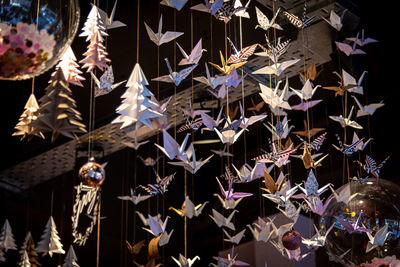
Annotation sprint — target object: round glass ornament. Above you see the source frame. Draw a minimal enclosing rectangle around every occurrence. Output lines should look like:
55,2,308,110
0,0,80,80
321,178,400,266
282,230,303,250
78,159,105,187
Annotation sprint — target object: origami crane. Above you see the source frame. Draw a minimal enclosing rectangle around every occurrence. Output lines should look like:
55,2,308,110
144,14,184,46
334,212,372,234
169,196,208,219
118,188,152,205
177,38,206,65
302,224,335,247
168,143,214,174
209,51,247,75
255,7,282,31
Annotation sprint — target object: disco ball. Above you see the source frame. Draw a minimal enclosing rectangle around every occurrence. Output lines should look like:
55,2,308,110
0,0,80,80
78,160,105,187
321,178,400,266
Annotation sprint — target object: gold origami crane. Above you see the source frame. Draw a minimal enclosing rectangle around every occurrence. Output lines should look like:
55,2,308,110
209,51,247,75
299,144,329,169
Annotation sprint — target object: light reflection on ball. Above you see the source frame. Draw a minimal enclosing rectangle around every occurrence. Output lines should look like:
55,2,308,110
321,178,400,266
78,160,105,187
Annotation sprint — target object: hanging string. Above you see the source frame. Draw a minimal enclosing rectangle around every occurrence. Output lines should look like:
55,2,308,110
174,9,177,139
225,22,229,118
96,199,101,267
132,0,140,248
119,162,125,267
124,150,129,267
184,170,188,258
136,0,140,63
238,16,247,164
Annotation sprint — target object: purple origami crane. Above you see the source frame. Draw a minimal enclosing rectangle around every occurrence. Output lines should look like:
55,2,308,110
335,212,372,234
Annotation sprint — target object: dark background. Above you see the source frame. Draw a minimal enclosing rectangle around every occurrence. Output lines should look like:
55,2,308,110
0,0,398,266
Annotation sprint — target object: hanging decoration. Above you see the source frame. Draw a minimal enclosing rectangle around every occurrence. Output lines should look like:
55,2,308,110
19,232,41,267
29,69,87,142
112,63,163,129
79,5,110,72
63,245,80,267
97,0,127,30
55,46,85,87
0,0,80,80
144,15,184,46
0,219,17,252
71,159,106,246
19,250,31,267
36,216,65,257
91,65,126,97
169,196,209,219
12,93,44,140
171,254,200,267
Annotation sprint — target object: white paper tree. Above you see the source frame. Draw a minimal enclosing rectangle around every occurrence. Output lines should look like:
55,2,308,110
19,250,31,267
79,5,110,72
55,46,85,87
63,245,79,267
112,63,162,129
79,5,108,41
12,93,45,141
36,216,65,257
0,219,17,252
29,68,87,142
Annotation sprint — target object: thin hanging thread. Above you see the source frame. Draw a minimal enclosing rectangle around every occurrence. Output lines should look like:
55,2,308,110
119,162,125,267
238,16,247,164
190,0,195,201
31,0,41,95
174,9,177,139
184,170,188,258
136,0,140,63
224,22,231,168
96,200,101,267
124,151,129,267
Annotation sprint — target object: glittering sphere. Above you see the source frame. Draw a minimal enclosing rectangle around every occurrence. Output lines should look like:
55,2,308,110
282,230,302,250
0,0,80,80
321,178,400,266
78,160,105,187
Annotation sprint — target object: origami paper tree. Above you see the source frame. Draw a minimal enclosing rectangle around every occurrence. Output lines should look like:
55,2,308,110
55,46,85,87
30,69,87,142
12,93,45,141
19,251,31,267
0,219,17,252
112,63,162,129
19,232,41,267
79,5,110,71
63,245,79,267
36,216,65,257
